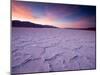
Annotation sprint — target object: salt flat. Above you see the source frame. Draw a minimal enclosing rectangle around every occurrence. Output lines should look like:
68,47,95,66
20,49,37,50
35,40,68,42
11,28,96,74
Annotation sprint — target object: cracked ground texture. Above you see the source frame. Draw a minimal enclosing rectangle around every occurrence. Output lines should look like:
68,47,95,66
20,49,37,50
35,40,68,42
11,28,96,74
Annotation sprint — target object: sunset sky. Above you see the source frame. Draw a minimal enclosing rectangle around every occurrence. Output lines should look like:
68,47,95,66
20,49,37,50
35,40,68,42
12,0,96,28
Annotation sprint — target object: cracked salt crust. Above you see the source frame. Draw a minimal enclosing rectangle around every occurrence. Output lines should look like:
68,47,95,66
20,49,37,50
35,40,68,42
11,28,96,74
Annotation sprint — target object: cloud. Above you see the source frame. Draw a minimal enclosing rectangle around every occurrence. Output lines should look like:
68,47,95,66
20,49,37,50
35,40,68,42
12,1,96,28
12,1,38,22
58,16,96,28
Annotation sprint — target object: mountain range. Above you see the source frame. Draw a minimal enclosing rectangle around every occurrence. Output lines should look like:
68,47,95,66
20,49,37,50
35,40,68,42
12,20,96,31
12,20,57,28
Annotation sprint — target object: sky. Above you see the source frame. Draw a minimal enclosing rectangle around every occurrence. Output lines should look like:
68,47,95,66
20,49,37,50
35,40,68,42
12,0,96,28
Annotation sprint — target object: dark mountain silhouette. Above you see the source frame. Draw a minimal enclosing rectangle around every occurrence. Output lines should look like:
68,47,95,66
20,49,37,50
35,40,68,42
12,20,96,31
64,27,96,31
12,20,57,28
82,28,96,31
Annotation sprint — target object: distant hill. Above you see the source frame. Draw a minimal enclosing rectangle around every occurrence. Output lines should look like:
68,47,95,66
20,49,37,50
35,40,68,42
12,20,57,28
64,28,96,31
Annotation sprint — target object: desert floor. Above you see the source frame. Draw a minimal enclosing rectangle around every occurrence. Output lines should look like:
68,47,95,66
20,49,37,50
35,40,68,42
11,28,96,74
